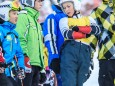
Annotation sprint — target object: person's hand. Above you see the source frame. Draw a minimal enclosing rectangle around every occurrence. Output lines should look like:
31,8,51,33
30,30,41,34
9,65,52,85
24,56,32,73
72,26,79,32
39,69,46,84
86,59,94,79
49,58,60,74
90,25,101,35
0,67,5,73
90,59,94,70
17,68,25,80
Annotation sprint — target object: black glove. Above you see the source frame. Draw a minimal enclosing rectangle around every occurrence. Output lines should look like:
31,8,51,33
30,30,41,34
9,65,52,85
0,17,4,24
86,34,91,38
0,62,7,68
86,59,94,79
90,59,94,70
0,62,12,68
39,70,46,84
17,68,25,80
90,25,101,35
49,58,60,74
72,26,79,32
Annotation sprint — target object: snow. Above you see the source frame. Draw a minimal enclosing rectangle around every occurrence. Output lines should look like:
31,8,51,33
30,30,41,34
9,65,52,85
84,48,99,86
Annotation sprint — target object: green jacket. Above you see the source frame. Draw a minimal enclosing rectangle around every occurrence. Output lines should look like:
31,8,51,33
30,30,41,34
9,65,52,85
16,7,44,69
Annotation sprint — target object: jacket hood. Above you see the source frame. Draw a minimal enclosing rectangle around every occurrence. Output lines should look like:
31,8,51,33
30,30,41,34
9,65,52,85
25,7,40,19
1,21,16,30
52,5,62,13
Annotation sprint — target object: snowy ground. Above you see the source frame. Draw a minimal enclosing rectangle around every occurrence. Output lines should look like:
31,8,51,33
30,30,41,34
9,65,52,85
84,48,99,86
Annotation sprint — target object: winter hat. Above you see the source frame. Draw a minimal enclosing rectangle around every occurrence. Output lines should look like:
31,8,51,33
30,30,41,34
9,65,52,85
59,0,81,13
0,0,21,21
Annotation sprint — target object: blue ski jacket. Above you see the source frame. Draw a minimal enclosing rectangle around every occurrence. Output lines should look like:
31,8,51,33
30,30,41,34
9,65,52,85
43,5,66,65
0,21,24,76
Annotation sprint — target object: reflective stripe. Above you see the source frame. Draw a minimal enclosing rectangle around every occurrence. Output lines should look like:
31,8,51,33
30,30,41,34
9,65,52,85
44,34,56,42
47,19,58,54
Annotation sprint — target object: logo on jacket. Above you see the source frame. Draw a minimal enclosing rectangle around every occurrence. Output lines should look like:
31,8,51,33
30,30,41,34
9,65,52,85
6,35,12,41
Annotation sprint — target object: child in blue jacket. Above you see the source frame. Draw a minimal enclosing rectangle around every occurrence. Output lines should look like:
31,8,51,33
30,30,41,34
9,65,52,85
0,1,25,86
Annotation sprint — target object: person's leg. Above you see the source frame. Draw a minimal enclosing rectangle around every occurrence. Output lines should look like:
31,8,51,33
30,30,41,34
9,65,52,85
32,66,41,86
56,74,62,86
0,74,13,86
77,44,91,86
60,41,79,86
8,76,19,86
98,60,114,86
23,73,33,86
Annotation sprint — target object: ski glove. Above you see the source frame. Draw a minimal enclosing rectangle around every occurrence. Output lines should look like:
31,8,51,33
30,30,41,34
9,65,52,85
90,25,101,35
49,58,60,74
17,68,25,80
72,26,79,32
0,67,5,73
24,56,32,73
86,59,94,79
39,69,46,84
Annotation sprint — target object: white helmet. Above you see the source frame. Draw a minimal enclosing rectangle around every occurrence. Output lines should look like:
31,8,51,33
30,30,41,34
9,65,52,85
0,0,21,21
20,0,44,7
20,0,35,7
59,0,81,12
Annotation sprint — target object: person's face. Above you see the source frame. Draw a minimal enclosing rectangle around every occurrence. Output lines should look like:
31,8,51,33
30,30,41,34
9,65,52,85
9,10,18,24
34,0,43,11
62,2,75,17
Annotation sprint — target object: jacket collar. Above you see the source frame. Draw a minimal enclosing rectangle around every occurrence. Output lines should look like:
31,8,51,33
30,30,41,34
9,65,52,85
25,7,40,20
1,21,16,30
52,5,62,13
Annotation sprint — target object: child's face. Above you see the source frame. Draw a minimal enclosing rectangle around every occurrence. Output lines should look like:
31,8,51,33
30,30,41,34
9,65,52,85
62,2,75,17
9,10,18,24
34,0,43,11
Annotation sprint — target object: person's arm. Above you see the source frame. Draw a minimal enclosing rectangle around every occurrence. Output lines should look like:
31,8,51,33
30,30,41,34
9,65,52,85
15,33,24,69
71,17,101,35
59,17,86,39
43,15,59,65
0,30,5,73
15,13,29,56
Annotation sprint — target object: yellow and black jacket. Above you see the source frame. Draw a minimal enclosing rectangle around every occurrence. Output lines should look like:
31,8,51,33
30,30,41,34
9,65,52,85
91,3,115,60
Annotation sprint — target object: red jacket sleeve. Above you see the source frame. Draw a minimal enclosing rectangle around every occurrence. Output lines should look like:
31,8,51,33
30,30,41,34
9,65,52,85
0,46,4,63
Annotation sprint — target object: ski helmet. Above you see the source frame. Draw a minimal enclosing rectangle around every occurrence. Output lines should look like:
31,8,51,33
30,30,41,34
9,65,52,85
20,0,35,7
59,0,81,13
20,0,44,7
0,0,21,21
